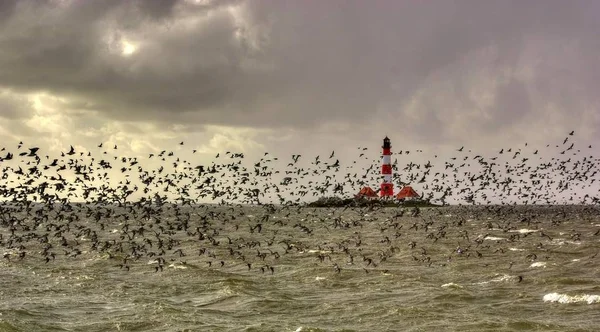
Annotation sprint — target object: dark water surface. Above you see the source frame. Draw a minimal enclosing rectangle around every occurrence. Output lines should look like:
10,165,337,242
1,205,599,331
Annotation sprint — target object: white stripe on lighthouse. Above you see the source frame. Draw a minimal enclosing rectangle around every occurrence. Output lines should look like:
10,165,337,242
383,174,392,183
382,155,391,165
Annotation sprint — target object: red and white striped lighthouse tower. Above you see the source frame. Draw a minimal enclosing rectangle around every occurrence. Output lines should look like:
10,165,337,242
380,136,394,198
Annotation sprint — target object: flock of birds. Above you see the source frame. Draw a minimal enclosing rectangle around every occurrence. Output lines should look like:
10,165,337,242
0,131,599,276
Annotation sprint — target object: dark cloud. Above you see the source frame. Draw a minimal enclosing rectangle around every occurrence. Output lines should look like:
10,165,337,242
0,0,598,146
0,0,19,24
134,0,179,21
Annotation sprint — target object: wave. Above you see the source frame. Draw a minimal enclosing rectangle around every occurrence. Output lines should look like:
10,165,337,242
475,274,521,285
530,261,547,268
543,292,600,304
0,320,23,332
484,236,505,241
508,229,538,234
549,238,581,246
441,282,463,289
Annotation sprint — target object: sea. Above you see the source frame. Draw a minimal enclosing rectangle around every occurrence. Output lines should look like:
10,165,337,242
0,204,599,332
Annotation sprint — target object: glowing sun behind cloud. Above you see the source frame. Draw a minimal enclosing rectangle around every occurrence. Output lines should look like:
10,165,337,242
121,40,137,56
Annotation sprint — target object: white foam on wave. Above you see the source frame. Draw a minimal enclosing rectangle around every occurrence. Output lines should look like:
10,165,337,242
75,275,94,281
441,283,463,289
220,285,235,296
484,236,505,241
550,239,581,246
543,293,600,304
307,250,329,254
315,276,326,281
530,262,546,268
476,274,521,285
509,229,538,234
509,248,525,251
491,274,513,283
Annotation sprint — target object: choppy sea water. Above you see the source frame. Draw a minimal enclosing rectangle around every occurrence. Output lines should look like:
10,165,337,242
1,204,599,331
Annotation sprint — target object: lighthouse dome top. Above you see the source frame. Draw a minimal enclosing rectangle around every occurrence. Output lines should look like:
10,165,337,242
382,136,391,149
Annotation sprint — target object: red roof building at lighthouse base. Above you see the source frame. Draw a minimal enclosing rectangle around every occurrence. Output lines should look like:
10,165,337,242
396,186,420,200
355,186,378,199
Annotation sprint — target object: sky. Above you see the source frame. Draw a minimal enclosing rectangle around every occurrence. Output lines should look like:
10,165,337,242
0,0,599,204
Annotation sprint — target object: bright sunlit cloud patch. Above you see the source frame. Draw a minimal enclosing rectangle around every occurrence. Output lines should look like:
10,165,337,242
121,40,137,56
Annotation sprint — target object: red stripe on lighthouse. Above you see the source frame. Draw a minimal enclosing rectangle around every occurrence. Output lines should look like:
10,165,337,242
381,165,392,174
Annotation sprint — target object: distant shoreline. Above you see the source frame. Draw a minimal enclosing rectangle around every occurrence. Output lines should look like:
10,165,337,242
305,196,442,208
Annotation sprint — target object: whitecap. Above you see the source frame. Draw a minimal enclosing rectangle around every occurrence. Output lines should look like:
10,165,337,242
550,239,581,246
75,275,94,280
509,229,538,234
543,293,600,304
491,274,514,282
530,262,546,268
220,286,235,296
484,236,505,241
508,248,525,251
315,276,326,281
441,283,463,289
168,263,187,269
476,274,516,285
307,250,329,254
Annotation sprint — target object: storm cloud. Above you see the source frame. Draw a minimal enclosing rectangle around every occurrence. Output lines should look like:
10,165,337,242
0,0,598,159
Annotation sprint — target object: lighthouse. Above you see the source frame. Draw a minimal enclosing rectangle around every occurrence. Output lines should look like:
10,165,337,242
380,136,394,198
